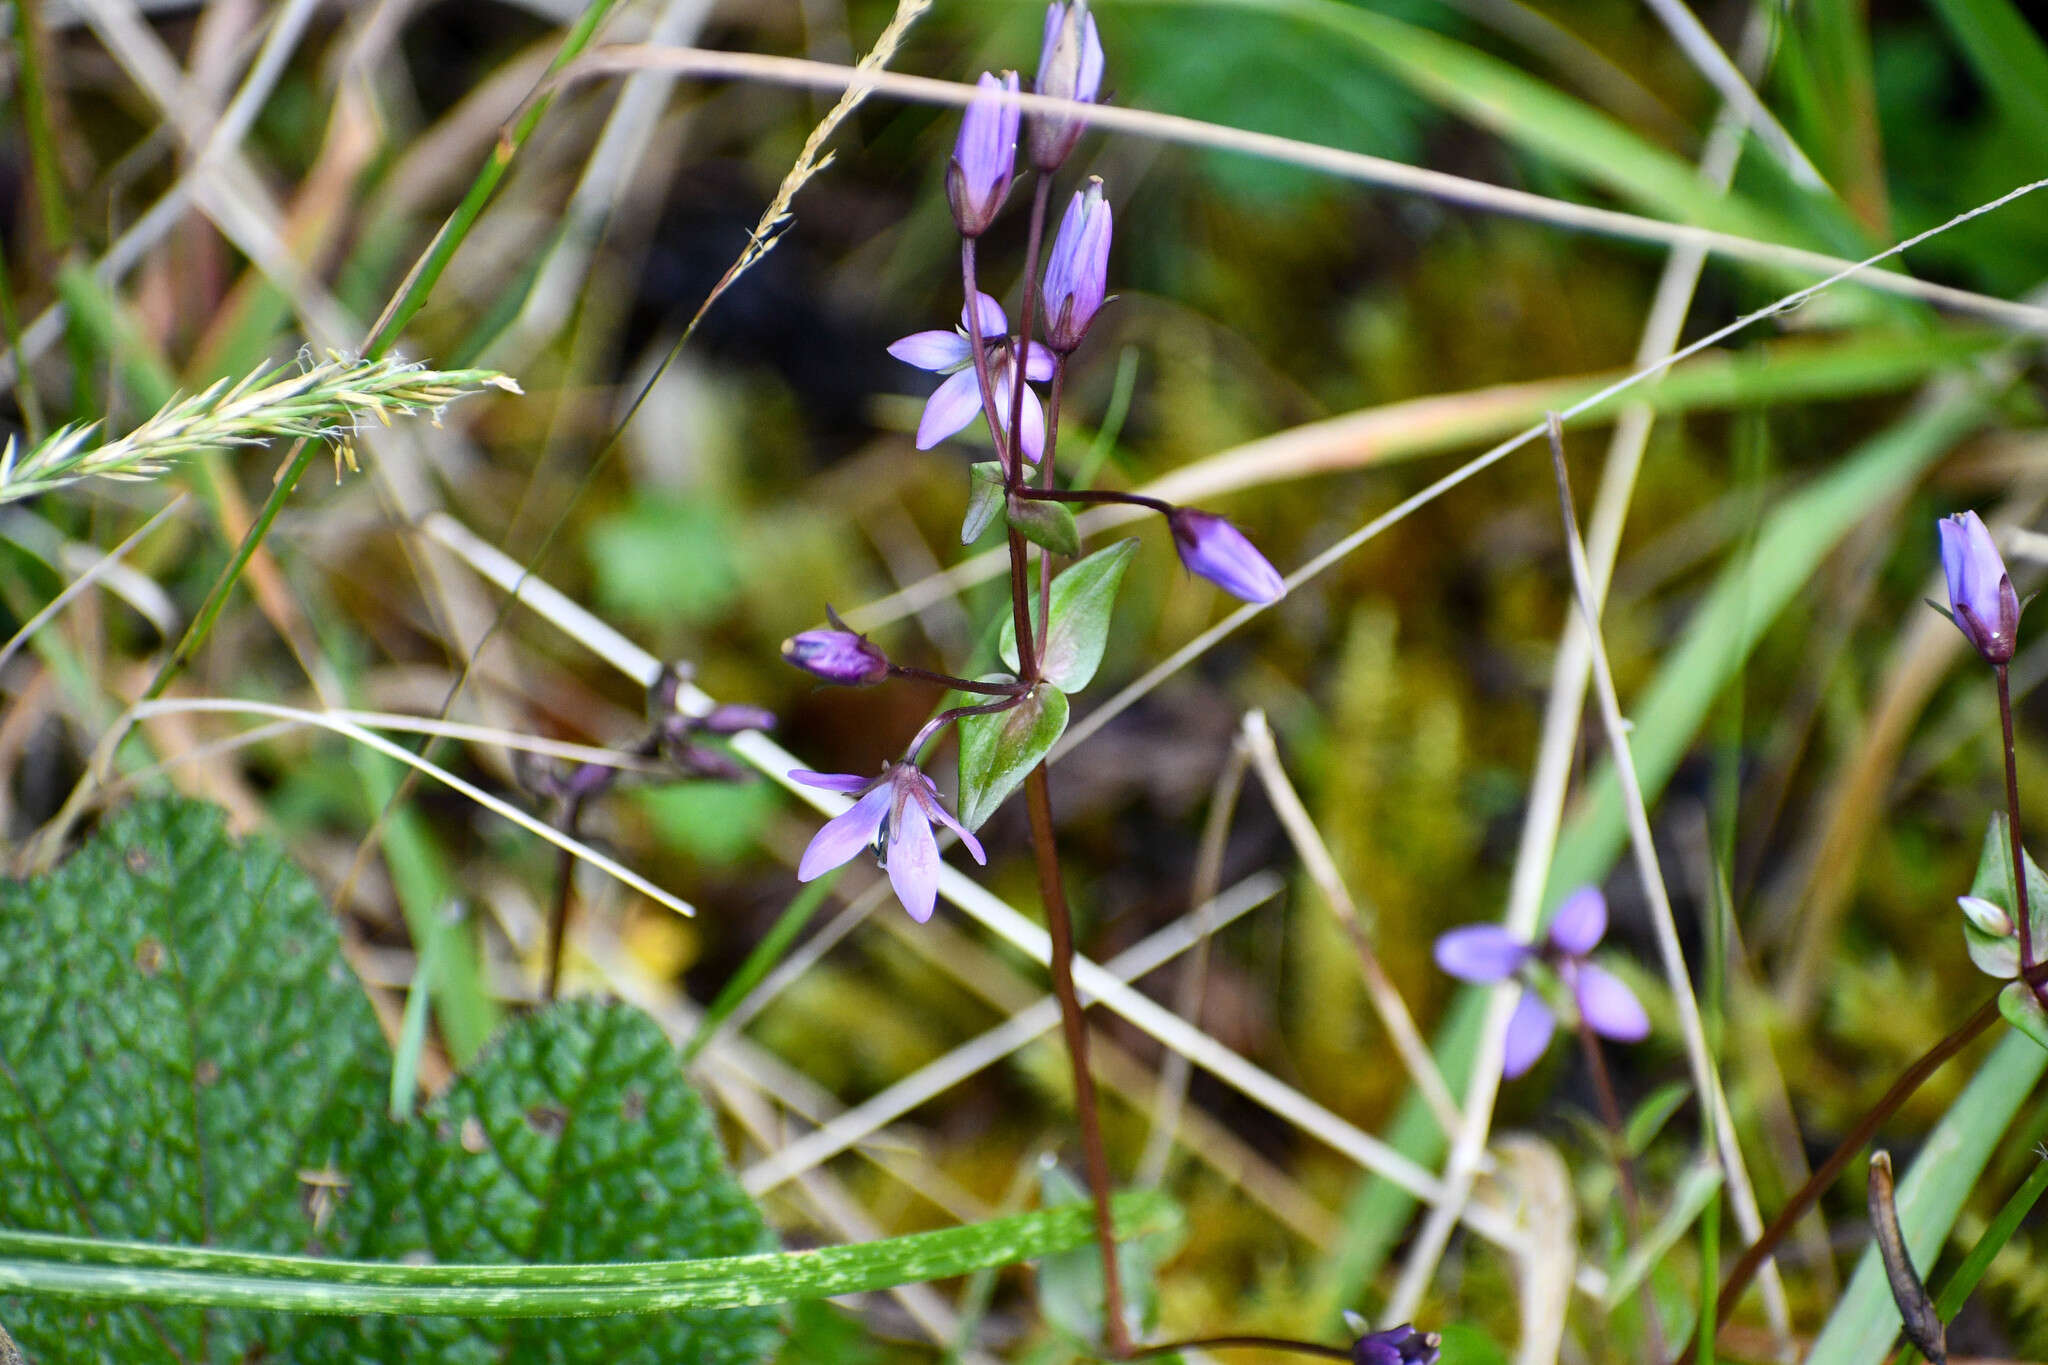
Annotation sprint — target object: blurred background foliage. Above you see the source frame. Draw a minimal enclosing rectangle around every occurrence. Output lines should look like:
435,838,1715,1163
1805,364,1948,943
8,0,2048,1359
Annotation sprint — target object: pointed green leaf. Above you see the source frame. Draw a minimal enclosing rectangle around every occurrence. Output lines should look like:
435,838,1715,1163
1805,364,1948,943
1967,812,2048,964
1007,495,1082,558
1999,981,2048,1054
999,539,1139,692
956,685,1069,830
962,461,1006,544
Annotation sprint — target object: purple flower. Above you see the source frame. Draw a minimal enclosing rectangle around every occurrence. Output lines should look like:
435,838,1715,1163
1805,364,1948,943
1351,1324,1441,1365
1030,1,1104,170
1168,508,1285,604
889,293,1054,462
783,609,889,686
948,71,1020,237
1042,178,1112,353
793,764,987,923
1433,886,1650,1079
1939,511,2020,664
699,703,776,734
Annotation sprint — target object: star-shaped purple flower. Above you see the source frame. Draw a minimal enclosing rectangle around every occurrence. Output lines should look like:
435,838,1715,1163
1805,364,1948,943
1434,885,1650,1078
792,763,987,923
888,292,1054,462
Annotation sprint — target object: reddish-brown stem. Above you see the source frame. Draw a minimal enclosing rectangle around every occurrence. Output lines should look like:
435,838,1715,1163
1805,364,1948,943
1036,358,1066,664
906,694,1026,763
1680,980,2021,1365
543,794,586,1001
963,239,1041,680
1996,664,2048,1011
1125,1335,1352,1361
1577,1014,1665,1363
1015,485,1172,515
887,664,1029,696
1025,764,1130,1357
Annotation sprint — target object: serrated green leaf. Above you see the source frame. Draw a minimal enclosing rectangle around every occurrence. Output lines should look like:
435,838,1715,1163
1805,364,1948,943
0,798,391,1362
1008,496,1081,558
0,798,779,1364
290,999,779,1363
962,461,1006,544
956,686,1069,830
999,539,1138,692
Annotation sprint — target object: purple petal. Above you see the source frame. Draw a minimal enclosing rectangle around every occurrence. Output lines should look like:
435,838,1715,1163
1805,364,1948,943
1016,386,1046,463
1501,989,1555,1079
1547,886,1607,956
1022,341,1057,381
888,330,971,372
797,787,891,881
962,291,1008,339
791,769,872,794
922,786,988,865
1576,962,1650,1042
1939,511,2019,663
885,801,941,922
916,369,986,449
1433,925,1531,983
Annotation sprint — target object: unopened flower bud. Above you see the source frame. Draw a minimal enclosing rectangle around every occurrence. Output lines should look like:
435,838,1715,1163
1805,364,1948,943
1168,508,1285,604
1939,510,2020,664
1960,894,2015,939
1041,178,1112,352
1030,1,1104,170
701,704,776,735
783,624,889,686
1349,1322,1441,1365
947,72,1020,237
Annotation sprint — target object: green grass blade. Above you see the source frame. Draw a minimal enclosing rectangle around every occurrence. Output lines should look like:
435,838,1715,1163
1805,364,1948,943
1926,0,2048,155
1543,382,1994,906
1804,1032,2047,1365
1604,1160,1724,1310
0,1193,1175,1316
681,870,840,1064
1136,0,1802,243
1932,1151,2048,1321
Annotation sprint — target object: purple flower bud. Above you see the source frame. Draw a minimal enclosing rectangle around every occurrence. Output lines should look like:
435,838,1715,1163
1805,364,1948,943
1031,1,1104,170
1938,510,2020,664
1168,508,1285,604
782,623,889,686
1351,1324,1441,1365
1041,178,1112,352
701,703,776,735
947,71,1020,237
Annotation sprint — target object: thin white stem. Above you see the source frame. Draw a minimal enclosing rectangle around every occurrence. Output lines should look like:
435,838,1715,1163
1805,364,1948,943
0,496,187,676
564,46,2048,333
1239,709,1466,1139
1545,416,1785,1342
123,697,695,918
740,872,1282,1195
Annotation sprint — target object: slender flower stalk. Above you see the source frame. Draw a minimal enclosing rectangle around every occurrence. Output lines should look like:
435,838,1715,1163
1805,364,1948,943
0,352,519,505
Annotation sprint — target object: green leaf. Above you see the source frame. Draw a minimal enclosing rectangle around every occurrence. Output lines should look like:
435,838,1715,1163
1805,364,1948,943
289,999,780,1363
999,539,1139,692
1622,1081,1692,1158
1927,0,2048,161
962,461,1006,544
0,1194,1177,1318
1999,981,2048,1054
0,798,782,1363
0,798,391,1362
1933,1153,2048,1321
1008,495,1082,558
1967,812,2048,964
955,685,1069,831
